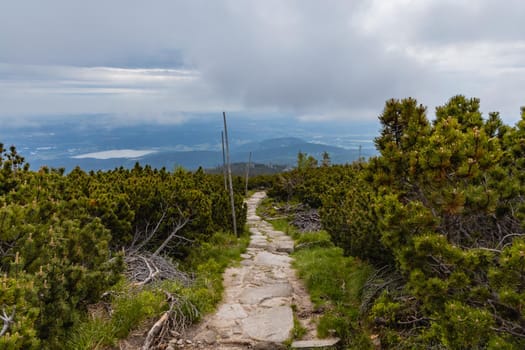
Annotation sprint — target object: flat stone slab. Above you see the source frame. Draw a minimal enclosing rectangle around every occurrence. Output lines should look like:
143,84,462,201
254,251,292,267
291,338,341,349
251,235,267,241
274,238,294,253
242,306,293,343
215,303,248,320
250,236,269,248
238,283,293,304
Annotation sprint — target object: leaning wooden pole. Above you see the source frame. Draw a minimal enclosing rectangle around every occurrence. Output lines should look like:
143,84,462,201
245,151,252,196
223,112,237,237
221,131,227,191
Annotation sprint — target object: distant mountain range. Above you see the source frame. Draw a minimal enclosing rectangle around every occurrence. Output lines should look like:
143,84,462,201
0,115,378,171
26,137,369,171
232,137,365,166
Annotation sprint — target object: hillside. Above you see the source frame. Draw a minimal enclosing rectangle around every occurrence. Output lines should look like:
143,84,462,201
0,117,377,172
20,136,370,171
205,162,288,176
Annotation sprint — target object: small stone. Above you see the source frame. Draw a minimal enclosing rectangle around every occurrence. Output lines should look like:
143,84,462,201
253,342,286,350
185,339,192,344
177,339,184,345
195,330,217,345
370,334,381,349
291,338,340,349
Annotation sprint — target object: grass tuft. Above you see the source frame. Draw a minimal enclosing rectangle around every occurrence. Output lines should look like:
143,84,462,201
292,246,374,349
67,283,166,350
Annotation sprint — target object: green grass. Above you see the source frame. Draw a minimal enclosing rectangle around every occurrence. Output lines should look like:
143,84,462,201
67,230,250,349
293,246,374,349
292,314,307,340
67,282,168,349
284,312,308,347
268,218,294,234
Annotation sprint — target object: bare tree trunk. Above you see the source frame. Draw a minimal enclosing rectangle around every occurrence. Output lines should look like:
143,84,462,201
245,151,252,196
221,131,227,191
223,112,237,237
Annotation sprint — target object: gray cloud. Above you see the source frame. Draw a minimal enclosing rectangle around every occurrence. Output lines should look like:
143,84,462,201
0,0,524,124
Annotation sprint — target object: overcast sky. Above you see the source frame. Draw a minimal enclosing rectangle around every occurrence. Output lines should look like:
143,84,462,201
0,0,524,125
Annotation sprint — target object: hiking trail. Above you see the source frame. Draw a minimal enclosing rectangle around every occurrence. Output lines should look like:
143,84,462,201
171,191,339,349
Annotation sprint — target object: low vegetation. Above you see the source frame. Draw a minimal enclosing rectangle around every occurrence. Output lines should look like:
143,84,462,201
0,148,247,349
3,94,525,349
266,96,525,348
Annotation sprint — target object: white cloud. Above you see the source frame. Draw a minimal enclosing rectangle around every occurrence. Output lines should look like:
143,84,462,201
0,63,236,119
0,1,524,124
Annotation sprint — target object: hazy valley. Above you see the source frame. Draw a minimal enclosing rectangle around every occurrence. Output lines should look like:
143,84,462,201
1,115,377,171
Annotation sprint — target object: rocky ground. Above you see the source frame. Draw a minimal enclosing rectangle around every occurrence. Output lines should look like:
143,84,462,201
170,192,339,350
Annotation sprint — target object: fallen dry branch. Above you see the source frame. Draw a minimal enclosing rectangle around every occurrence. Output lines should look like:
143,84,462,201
360,266,404,315
142,313,169,350
130,203,193,257
124,252,193,287
292,208,322,232
266,202,322,233
142,291,199,350
0,306,15,337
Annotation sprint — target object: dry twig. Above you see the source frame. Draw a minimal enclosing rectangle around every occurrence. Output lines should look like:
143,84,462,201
0,306,15,337
142,291,199,349
124,252,193,287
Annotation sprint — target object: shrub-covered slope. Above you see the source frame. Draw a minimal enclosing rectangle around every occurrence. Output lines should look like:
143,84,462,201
268,96,525,349
0,146,246,349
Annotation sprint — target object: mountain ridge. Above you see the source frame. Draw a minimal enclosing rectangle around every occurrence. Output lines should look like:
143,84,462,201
25,137,370,171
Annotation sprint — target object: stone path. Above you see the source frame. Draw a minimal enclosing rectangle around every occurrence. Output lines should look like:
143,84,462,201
175,191,338,350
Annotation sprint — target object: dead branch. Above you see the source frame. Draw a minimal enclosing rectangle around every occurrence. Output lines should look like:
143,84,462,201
142,291,199,349
131,209,168,252
130,201,194,256
497,233,525,250
142,312,169,350
0,306,15,337
292,208,322,232
396,316,430,325
124,252,193,287
136,256,160,286
360,267,404,315
153,216,191,257
491,314,525,339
